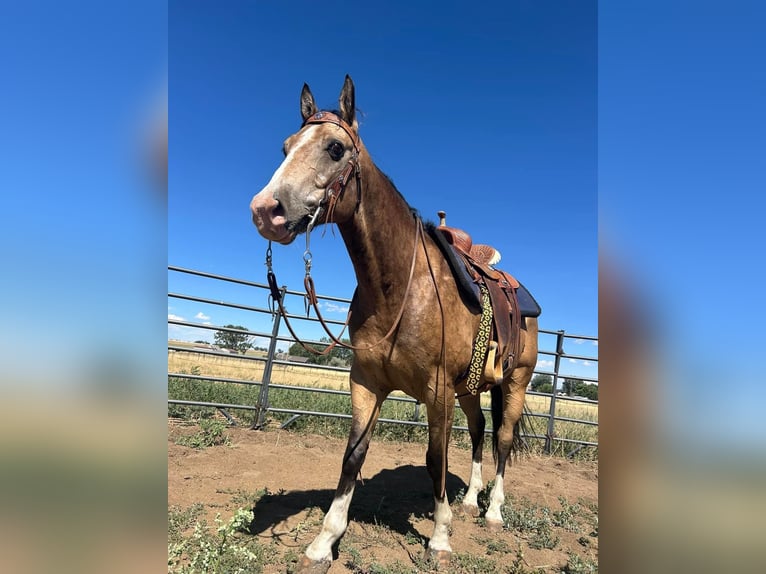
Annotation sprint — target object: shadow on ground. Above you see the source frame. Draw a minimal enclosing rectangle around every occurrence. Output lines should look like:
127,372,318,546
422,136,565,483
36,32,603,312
249,464,468,540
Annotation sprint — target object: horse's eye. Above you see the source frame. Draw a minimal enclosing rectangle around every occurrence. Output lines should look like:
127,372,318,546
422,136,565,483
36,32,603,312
327,141,344,161
282,143,288,157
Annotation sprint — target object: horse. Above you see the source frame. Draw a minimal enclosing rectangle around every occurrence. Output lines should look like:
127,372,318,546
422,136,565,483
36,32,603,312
250,76,539,572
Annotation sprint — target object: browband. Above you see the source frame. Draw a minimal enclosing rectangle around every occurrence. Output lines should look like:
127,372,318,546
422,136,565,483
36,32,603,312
303,111,360,152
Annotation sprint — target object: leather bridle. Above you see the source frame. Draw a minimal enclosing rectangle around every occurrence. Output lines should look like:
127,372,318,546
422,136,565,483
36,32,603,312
302,111,362,231
265,111,421,355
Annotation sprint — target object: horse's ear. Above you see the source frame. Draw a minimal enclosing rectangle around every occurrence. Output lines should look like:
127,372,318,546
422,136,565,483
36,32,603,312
300,83,318,122
338,75,357,129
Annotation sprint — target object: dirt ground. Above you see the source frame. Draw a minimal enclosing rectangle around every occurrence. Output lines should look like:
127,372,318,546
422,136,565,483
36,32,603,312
168,420,598,572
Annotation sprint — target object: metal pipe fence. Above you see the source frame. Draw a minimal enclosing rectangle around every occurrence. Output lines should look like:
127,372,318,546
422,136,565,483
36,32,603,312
168,265,598,457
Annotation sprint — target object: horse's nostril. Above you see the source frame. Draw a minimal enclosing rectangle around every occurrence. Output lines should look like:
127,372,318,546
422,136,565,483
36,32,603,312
273,201,285,217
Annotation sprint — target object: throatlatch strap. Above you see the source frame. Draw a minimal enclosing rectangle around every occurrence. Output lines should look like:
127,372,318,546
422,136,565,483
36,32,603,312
466,284,493,395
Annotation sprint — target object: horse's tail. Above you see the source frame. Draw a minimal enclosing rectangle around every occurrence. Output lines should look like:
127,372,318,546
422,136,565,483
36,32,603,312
491,385,530,463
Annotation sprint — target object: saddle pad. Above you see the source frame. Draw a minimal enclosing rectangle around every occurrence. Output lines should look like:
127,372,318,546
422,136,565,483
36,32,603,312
515,280,542,318
429,224,482,313
428,224,542,318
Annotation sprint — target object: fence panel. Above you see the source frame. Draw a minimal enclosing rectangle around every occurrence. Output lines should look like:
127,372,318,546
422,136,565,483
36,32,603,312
168,265,598,457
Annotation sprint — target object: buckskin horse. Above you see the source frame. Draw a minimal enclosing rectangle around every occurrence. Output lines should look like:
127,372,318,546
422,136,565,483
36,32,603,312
250,76,539,572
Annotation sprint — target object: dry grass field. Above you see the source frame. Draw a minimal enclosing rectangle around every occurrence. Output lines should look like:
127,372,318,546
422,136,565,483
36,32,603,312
168,342,598,425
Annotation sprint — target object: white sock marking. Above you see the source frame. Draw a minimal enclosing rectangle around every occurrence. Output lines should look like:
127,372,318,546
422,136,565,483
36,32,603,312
463,460,483,508
485,473,505,524
428,496,453,552
305,489,354,562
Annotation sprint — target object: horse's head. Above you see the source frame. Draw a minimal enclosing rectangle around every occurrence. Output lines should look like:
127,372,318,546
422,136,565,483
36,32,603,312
251,75,361,244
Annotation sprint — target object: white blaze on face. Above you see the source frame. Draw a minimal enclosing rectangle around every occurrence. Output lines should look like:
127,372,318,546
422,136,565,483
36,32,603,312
265,128,316,192
250,126,331,243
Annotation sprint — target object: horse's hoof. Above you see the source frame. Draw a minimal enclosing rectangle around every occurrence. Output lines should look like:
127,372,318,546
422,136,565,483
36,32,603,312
294,555,331,574
425,548,452,570
461,503,481,518
485,518,504,531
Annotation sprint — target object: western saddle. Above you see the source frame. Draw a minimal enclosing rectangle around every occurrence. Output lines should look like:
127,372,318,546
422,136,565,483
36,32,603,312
435,211,524,396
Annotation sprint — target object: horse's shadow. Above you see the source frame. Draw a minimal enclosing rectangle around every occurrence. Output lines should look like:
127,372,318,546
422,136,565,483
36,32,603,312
249,464,467,542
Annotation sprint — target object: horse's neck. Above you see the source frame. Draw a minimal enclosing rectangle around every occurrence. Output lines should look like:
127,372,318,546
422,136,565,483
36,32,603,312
338,155,419,307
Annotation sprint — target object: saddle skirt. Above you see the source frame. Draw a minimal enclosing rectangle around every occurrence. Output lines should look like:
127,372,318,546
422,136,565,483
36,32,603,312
429,212,541,394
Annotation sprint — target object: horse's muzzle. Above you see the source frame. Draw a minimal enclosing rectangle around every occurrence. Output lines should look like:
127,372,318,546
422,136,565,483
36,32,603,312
250,191,296,244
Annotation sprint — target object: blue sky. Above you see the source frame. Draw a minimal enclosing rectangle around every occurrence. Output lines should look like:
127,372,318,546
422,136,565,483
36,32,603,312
169,1,598,380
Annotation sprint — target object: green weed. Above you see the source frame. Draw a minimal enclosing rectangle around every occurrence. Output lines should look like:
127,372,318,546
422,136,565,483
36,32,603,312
498,494,560,550
168,503,204,542
561,552,598,573
168,507,276,574
175,418,231,449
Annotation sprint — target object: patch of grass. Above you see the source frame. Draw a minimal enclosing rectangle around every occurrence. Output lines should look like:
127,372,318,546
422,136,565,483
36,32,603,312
452,551,501,573
168,507,276,574
561,552,598,574
552,496,585,533
493,493,559,550
470,537,548,573
473,535,514,556
403,530,426,547
168,375,262,422
283,548,300,573
365,561,415,574
175,418,231,449
215,486,270,509
506,547,548,574
341,542,414,574
168,503,204,543
343,545,364,572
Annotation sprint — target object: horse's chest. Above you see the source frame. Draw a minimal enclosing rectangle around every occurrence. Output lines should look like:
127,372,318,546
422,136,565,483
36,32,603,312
353,338,469,399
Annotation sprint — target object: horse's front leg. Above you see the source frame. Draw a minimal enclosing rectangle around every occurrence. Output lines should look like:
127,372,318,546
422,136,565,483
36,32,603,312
424,394,455,568
297,376,385,574
458,392,485,516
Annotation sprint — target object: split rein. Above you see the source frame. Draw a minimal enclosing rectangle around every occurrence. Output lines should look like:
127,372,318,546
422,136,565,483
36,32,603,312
265,218,423,356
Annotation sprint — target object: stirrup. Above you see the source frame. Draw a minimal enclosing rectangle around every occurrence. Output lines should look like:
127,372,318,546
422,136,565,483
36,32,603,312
483,341,504,384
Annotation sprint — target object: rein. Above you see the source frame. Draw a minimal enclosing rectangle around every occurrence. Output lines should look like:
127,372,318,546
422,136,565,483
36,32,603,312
266,219,423,355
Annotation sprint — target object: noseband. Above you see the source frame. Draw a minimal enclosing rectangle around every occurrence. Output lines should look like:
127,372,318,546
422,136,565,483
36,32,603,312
302,111,362,232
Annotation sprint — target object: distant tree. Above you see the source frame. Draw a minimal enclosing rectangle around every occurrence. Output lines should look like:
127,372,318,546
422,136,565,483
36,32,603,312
530,374,553,392
575,382,598,401
563,377,583,396
536,382,554,394
213,324,253,354
288,341,316,359
288,337,354,366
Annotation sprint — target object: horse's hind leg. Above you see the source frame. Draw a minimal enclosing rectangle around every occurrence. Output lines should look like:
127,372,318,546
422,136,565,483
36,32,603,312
458,392,485,516
298,376,386,573
485,366,532,528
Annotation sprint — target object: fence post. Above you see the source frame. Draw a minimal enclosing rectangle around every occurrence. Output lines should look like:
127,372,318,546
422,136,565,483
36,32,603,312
252,286,286,429
545,330,565,454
